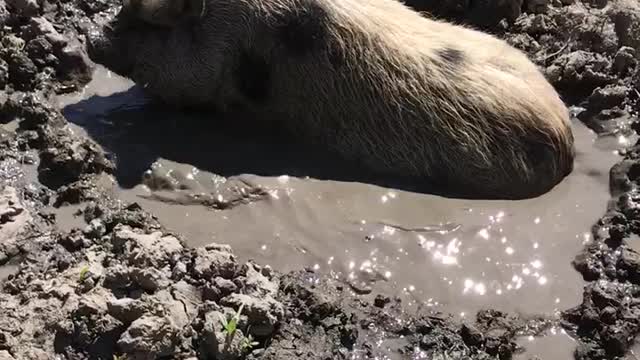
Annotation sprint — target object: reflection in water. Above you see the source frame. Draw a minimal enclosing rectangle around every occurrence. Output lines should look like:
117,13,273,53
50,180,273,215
60,67,628,321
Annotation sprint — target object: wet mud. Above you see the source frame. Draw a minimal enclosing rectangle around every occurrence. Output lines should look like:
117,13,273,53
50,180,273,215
59,68,622,318
1,0,640,359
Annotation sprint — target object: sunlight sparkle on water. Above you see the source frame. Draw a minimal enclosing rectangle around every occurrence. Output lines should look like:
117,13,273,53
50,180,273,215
433,251,458,265
618,135,630,146
477,228,490,240
277,175,290,184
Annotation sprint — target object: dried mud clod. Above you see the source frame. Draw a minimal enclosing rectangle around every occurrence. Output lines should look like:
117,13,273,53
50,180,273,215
564,129,640,359
1,0,640,359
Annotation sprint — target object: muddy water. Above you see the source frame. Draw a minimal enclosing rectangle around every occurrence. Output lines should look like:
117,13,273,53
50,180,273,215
59,67,625,322
515,326,577,360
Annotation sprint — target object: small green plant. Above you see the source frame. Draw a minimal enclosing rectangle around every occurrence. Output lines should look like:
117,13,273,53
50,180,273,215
78,266,90,283
112,354,126,360
240,334,259,351
220,303,245,337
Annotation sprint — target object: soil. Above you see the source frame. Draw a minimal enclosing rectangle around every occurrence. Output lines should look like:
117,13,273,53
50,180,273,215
0,0,639,359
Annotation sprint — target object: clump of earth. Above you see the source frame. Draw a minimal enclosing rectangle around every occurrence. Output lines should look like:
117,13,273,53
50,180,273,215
1,0,640,359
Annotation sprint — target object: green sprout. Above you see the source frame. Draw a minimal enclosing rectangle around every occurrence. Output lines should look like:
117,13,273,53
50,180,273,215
220,303,244,337
78,266,90,283
240,334,260,351
112,354,127,360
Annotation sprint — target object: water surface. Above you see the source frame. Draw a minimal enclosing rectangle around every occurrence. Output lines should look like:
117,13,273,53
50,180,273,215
58,67,624,321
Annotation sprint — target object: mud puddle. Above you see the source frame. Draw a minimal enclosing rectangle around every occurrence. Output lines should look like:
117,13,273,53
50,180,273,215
58,67,625,321
515,326,576,359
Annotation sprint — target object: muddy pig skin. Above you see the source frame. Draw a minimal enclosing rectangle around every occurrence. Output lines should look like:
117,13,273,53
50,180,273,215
85,0,575,200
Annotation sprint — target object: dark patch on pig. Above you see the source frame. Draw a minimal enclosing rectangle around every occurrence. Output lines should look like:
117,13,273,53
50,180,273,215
327,46,346,71
436,47,465,68
276,1,328,57
234,50,271,103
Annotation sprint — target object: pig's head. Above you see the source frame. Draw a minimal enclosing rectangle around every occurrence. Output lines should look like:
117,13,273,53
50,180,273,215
86,0,232,106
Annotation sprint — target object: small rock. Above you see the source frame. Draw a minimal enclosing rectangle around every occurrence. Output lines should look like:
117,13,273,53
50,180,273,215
75,294,109,317
202,284,222,302
117,315,180,358
83,218,106,239
600,306,618,324
78,0,111,14
1,35,24,51
27,17,67,48
48,283,74,300
243,263,278,298
414,318,434,335
107,298,148,324
374,295,391,308
610,2,640,50
484,328,508,354
6,0,39,16
8,53,38,91
192,245,238,279
587,0,608,8
112,225,183,267
0,332,16,351
130,267,170,292
601,325,631,356
104,265,131,289
619,248,640,272
526,0,549,14
0,350,15,360
261,265,273,278
171,281,201,320
155,289,191,329
172,261,187,279
590,282,621,309
547,51,614,93
347,280,372,295
419,334,438,350
215,277,238,296
614,46,637,75
573,251,602,281
586,85,628,113
0,59,7,89
0,0,8,28
460,323,483,346
56,44,92,84
59,229,85,251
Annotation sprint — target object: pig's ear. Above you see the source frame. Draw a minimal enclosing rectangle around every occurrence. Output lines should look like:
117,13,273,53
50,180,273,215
177,0,205,20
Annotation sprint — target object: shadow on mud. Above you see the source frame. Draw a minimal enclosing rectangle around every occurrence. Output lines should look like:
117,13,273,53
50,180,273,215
62,86,435,193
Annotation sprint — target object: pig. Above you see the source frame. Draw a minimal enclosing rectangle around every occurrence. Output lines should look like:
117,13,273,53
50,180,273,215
86,0,575,199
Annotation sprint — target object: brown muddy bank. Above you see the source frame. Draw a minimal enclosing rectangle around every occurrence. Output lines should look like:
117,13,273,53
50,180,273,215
0,0,640,359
